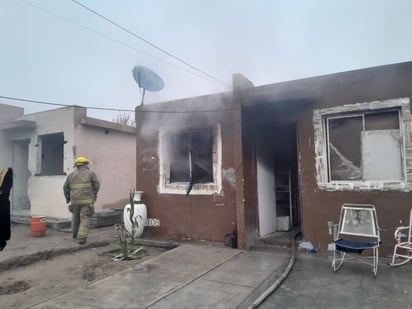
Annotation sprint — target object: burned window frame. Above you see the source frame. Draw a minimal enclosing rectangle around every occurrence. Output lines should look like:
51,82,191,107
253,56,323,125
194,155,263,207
158,124,222,195
169,128,214,186
313,98,412,191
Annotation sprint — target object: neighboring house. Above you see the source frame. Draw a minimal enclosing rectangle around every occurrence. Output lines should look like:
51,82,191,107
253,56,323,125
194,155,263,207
0,104,136,220
136,61,412,256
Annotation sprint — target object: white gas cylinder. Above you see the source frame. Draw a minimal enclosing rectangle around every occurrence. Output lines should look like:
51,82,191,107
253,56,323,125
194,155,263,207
123,191,147,238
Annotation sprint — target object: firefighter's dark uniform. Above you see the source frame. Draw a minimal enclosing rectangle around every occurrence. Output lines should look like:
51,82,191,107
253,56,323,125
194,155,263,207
63,163,100,243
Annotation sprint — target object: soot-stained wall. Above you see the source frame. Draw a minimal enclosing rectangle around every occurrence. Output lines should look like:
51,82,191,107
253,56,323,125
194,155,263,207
135,92,238,242
242,62,412,255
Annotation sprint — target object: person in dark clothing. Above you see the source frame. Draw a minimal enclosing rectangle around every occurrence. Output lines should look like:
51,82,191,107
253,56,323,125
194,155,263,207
0,167,13,251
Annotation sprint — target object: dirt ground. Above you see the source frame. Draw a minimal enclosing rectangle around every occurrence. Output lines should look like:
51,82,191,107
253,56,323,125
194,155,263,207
0,225,169,308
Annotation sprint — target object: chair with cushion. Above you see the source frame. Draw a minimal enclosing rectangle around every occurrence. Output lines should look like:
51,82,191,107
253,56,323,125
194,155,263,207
332,203,381,277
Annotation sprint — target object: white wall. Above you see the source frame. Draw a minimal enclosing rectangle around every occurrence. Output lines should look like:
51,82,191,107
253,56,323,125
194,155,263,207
0,132,13,170
2,105,135,219
28,175,69,217
21,107,78,218
74,124,136,210
0,104,24,169
0,103,23,121
12,140,30,210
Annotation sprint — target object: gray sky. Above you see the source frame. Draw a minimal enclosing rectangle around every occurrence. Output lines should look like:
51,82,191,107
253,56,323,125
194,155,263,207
1,0,411,121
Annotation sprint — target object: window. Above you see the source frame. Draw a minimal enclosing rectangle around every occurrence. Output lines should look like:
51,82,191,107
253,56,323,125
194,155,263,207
38,133,65,176
326,110,401,181
313,98,412,190
159,125,222,195
170,129,214,185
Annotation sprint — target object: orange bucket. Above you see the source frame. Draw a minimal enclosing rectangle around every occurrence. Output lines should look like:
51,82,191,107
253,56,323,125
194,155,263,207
31,216,47,237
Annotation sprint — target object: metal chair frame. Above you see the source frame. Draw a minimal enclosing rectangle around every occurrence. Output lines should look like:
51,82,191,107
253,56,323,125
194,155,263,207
389,209,412,267
332,203,381,277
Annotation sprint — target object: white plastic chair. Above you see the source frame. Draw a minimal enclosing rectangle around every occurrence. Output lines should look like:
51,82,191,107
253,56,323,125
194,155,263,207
389,209,412,267
332,204,381,277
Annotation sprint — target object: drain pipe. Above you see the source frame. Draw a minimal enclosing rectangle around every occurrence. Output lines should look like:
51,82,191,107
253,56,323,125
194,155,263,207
248,234,297,309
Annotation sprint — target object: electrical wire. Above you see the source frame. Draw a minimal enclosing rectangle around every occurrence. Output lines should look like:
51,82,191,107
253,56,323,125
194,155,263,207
70,0,231,89
19,0,225,87
8,1,234,115
0,95,240,114
0,95,133,112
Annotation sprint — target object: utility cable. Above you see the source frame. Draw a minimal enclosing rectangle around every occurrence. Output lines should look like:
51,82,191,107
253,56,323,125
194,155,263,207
19,0,223,87
71,0,231,89
0,95,240,113
0,95,134,112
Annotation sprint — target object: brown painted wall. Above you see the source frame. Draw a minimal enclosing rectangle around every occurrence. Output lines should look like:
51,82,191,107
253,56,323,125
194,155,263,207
135,62,412,254
135,93,238,242
297,62,412,256
243,62,412,255
240,116,258,248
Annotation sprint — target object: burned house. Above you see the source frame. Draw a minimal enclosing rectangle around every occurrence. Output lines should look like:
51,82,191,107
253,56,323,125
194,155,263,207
0,104,136,221
136,61,412,255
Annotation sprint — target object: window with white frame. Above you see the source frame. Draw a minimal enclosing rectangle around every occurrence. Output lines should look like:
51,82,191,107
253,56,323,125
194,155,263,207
313,98,412,190
158,125,222,195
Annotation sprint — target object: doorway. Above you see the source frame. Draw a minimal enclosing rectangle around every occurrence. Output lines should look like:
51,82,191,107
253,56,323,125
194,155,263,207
13,139,30,210
257,124,300,236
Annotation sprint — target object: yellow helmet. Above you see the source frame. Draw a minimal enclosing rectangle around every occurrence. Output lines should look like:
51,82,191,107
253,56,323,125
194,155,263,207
74,156,89,166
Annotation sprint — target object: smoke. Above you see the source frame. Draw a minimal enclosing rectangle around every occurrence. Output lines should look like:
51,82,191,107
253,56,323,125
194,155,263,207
136,91,232,141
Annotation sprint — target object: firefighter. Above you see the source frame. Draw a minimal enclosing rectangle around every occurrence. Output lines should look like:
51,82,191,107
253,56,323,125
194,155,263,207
63,157,100,244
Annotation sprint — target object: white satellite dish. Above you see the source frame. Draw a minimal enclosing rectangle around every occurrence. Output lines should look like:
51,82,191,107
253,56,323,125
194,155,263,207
132,65,164,105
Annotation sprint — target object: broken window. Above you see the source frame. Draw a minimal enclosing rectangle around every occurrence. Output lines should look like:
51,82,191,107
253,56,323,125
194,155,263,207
326,110,402,181
158,125,222,195
169,129,213,194
39,133,64,176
